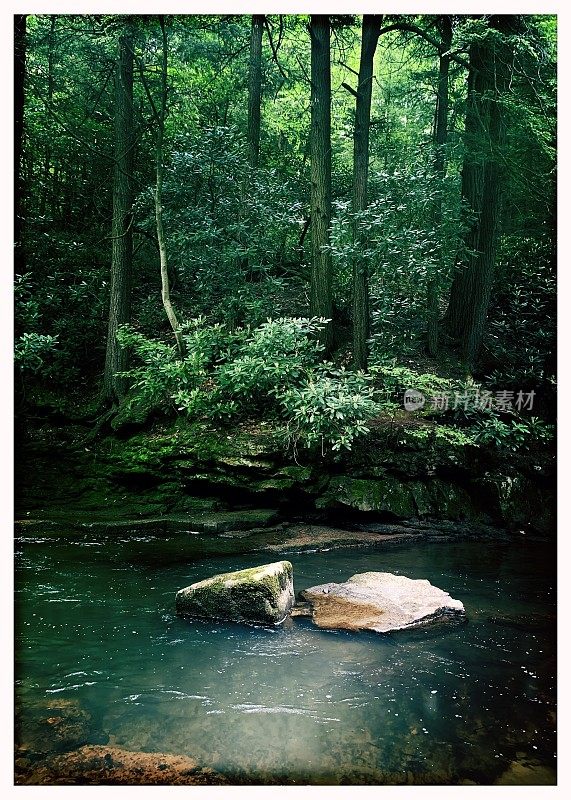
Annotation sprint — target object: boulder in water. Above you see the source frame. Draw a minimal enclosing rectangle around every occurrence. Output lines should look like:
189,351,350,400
176,560,294,625
300,571,465,633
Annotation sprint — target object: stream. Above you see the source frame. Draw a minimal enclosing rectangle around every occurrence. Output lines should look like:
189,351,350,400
15,529,556,784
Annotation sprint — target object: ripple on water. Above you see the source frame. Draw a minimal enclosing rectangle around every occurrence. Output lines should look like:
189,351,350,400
14,537,556,785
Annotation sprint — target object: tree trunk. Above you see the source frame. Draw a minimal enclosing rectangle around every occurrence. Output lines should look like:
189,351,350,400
309,15,333,354
444,16,517,364
40,16,56,218
14,14,26,274
103,21,135,402
426,15,452,357
443,39,486,343
351,14,382,371
247,15,264,169
156,16,185,355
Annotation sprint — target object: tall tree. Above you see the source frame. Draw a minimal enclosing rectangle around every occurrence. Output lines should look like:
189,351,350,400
351,14,382,371
103,20,135,402
156,16,185,355
445,15,518,364
14,14,26,274
426,14,452,356
247,15,264,169
309,14,333,354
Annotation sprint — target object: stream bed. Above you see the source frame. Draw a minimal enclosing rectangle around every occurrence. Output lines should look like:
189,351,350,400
15,530,556,784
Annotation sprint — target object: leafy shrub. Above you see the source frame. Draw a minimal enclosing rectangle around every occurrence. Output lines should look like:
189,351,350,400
214,317,326,407
15,272,42,332
114,320,242,425
370,363,472,409
114,328,188,425
15,233,109,380
134,126,310,327
394,424,477,450
115,317,380,452
471,415,554,452
15,332,59,374
329,165,464,357
280,367,379,452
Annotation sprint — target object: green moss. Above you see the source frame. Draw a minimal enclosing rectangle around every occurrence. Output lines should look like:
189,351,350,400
255,478,296,491
276,465,314,482
314,474,485,522
477,473,554,532
177,561,294,624
409,481,433,516
98,420,281,481
428,480,476,521
217,456,276,469
316,475,416,517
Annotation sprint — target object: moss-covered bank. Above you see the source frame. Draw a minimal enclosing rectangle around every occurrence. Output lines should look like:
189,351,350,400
16,414,555,536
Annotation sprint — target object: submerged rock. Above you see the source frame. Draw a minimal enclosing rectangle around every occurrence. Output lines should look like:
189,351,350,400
176,560,294,625
15,745,226,785
300,572,465,633
15,698,93,756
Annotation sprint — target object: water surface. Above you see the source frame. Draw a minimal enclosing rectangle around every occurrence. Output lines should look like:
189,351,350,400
15,532,556,784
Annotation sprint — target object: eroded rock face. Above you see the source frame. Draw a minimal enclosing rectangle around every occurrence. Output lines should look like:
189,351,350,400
315,475,476,522
300,572,465,633
176,561,294,625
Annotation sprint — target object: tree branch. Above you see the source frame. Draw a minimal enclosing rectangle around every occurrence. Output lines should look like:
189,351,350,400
342,81,358,98
343,63,359,77
264,16,289,80
379,22,470,70
134,53,159,122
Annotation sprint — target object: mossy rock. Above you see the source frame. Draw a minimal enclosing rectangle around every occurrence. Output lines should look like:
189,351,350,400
275,465,314,482
176,561,295,625
477,473,554,532
168,495,222,513
254,477,297,492
216,456,276,469
409,481,434,516
190,509,280,532
316,475,416,518
315,474,479,522
427,480,477,521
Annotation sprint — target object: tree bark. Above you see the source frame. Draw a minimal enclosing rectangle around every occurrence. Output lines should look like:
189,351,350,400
309,15,334,354
14,14,26,274
156,16,185,356
426,15,452,357
103,21,135,402
247,15,264,169
444,16,517,364
351,14,382,371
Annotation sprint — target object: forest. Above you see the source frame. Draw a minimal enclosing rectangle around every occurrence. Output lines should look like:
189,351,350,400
14,13,557,788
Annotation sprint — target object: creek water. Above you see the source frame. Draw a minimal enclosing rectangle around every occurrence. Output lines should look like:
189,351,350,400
15,530,556,784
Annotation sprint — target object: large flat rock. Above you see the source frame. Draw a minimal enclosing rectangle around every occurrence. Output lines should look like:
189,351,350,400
176,560,294,625
300,571,466,633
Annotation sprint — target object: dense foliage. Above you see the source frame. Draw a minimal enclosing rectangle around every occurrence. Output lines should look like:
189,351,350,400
15,13,556,458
